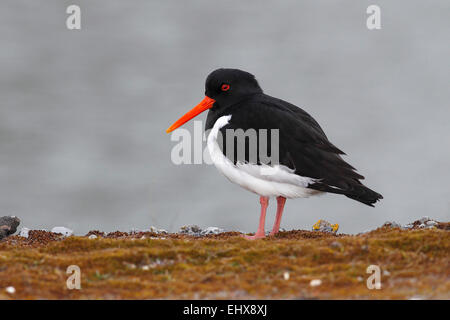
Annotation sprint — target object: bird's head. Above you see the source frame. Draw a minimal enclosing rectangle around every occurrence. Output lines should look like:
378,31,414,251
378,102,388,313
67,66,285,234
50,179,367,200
166,68,262,133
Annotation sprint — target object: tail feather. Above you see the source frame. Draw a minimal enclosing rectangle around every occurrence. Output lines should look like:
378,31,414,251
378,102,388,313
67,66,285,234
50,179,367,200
309,182,383,207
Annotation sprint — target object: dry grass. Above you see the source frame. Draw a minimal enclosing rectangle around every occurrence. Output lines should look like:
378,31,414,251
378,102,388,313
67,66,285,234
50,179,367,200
0,225,449,299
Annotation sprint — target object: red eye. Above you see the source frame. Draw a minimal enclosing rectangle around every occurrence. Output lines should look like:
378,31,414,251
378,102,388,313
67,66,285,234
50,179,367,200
221,84,230,91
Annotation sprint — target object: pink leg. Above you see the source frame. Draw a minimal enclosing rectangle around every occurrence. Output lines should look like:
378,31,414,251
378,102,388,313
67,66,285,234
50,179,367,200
242,196,269,240
269,196,286,236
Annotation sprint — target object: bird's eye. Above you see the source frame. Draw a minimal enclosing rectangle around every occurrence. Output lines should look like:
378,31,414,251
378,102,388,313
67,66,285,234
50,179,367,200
221,84,230,91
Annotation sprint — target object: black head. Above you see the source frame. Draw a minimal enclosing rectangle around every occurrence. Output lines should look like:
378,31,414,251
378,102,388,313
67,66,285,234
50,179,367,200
166,68,262,133
205,68,263,109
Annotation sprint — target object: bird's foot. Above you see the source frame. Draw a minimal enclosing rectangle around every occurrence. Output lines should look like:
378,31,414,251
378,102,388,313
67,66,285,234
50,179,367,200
241,233,266,240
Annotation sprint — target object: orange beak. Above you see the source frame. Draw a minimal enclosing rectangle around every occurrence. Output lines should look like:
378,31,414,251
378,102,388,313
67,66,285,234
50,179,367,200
166,96,215,133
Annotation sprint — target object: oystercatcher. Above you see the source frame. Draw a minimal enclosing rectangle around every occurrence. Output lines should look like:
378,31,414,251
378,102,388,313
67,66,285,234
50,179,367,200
167,68,382,239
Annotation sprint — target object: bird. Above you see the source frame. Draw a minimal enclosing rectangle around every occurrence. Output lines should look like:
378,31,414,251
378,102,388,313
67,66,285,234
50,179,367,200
166,68,382,239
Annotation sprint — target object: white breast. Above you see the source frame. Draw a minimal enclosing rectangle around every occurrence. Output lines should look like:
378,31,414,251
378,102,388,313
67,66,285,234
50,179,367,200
207,115,322,199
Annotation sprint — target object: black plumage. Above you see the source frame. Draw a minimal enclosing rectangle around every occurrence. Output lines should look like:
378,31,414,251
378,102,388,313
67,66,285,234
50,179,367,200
205,68,382,207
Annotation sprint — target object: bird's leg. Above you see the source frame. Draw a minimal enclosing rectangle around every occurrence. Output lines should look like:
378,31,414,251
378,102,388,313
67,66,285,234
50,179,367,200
242,196,269,240
269,196,286,236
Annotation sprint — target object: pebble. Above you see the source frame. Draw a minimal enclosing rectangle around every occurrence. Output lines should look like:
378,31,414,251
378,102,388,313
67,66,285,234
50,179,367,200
310,279,322,287
51,227,73,237
149,226,168,234
5,286,16,294
402,217,438,229
283,272,290,281
179,225,203,235
201,227,225,235
19,227,30,238
312,220,339,234
88,234,97,239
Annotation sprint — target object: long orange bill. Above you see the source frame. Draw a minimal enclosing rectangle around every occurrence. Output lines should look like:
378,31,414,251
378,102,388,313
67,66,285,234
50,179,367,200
166,96,215,133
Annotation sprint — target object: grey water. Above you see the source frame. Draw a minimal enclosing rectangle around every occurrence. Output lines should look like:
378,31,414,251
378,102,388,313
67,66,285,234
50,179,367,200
1,1,449,234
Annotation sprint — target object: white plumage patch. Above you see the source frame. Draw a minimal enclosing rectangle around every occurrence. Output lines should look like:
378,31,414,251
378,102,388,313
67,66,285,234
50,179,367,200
207,115,322,199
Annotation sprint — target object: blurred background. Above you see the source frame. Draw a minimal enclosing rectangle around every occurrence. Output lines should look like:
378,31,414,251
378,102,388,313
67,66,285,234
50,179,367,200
0,0,449,234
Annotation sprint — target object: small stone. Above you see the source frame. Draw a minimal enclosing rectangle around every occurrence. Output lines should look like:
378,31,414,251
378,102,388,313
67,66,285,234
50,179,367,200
312,220,339,234
148,226,168,234
179,225,203,235
402,223,414,230
283,272,290,281
5,286,16,294
357,276,364,282
19,227,30,238
51,227,73,237
142,265,150,271
88,234,97,239
0,216,21,240
201,227,225,235
310,279,322,287
383,270,391,276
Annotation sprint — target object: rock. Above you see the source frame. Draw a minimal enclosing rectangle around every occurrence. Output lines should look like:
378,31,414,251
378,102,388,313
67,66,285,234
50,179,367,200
382,221,401,228
283,272,290,281
179,225,225,236
403,217,438,229
402,223,414,230
149,226,168,234
426,220,437,227
19,227,30,238
5,286,16,294
201,227,225,235
310,279,322,287
312,219,339,234
88,234,97,239
179,225,203,235
51,227,73,237
0,216,20,240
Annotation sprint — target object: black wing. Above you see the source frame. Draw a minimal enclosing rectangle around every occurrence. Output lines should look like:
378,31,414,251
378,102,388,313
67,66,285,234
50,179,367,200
218,94,383,206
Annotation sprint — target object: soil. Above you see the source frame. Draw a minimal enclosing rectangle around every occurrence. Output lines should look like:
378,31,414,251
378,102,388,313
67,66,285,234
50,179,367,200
0,222,448,299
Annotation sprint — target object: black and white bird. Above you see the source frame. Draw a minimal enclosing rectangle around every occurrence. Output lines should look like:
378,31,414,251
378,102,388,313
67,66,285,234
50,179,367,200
167,68,382,239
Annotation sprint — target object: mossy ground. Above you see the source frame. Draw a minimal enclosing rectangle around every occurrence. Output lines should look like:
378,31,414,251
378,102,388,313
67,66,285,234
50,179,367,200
0,225,448,299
